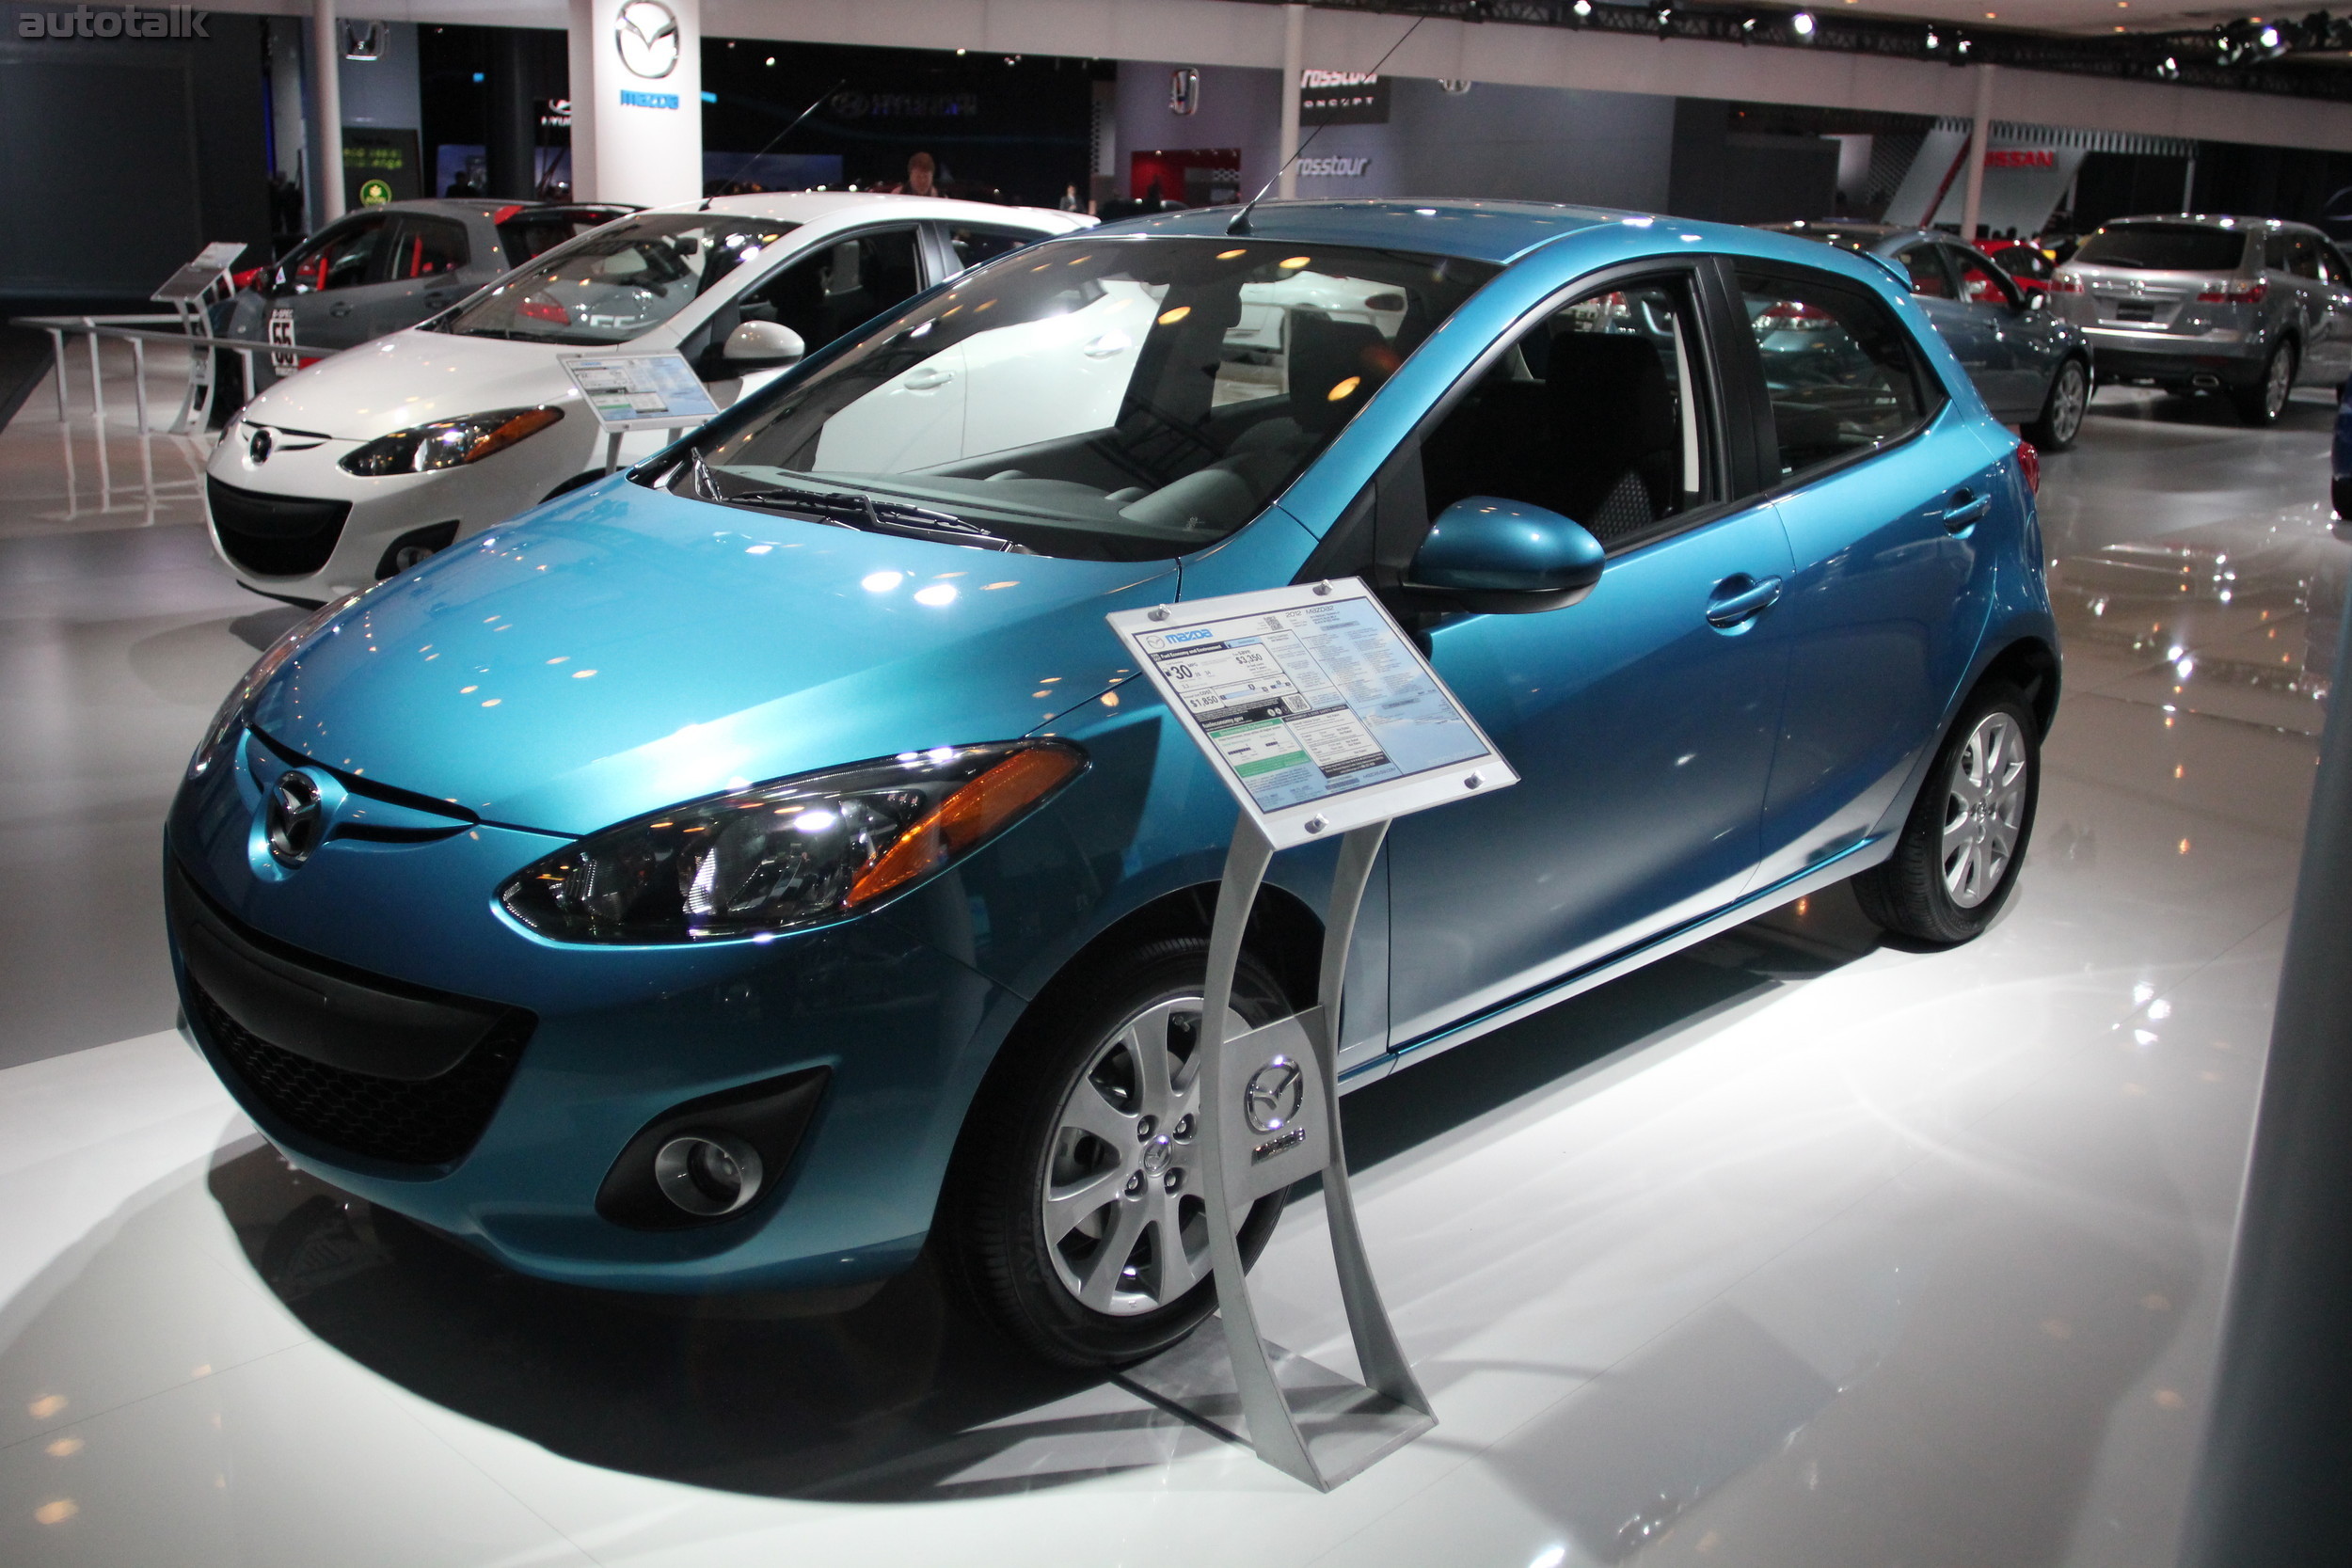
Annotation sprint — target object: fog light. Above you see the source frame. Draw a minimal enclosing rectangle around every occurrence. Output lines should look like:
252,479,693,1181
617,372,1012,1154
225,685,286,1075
653,1131,764,1216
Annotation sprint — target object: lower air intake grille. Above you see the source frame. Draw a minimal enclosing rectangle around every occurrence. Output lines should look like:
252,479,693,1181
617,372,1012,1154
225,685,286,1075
188,974,531,1166
206,477,351,578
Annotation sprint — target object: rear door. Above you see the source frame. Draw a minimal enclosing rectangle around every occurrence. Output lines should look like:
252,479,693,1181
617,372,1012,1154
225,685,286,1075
927,221,1052,280
1947,243,2052,417
1893,242,2004,414
1733,261,2003,888
1382,263,1794,1047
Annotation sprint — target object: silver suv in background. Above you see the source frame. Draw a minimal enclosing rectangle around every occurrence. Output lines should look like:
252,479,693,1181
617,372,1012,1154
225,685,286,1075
2051,215,2352,423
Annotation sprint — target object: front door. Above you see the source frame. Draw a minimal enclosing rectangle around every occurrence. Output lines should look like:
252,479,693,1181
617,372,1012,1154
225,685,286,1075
1893,241,2007,417
1383,270,1794,1047
278,213,403,352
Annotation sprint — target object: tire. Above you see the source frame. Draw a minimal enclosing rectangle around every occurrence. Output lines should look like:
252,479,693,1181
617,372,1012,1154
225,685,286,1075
2232,341,2296,425
2024,356,2090,451
945,937,1291,1368
1852,684,2041,946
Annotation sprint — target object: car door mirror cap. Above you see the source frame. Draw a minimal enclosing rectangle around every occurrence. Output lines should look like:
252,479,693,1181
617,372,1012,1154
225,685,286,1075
722,320,805,371
1404,497,1606,614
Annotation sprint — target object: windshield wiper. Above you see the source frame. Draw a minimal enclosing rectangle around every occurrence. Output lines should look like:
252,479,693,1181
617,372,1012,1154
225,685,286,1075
721,483,1032,553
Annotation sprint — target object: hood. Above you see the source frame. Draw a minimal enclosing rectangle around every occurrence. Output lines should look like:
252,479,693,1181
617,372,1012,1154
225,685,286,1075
239,328,585,441
251,482,1176,835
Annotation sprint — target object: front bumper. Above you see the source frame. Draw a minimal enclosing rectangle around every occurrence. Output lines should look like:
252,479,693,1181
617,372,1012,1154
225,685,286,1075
200,417,654,601
166,726,1021,1294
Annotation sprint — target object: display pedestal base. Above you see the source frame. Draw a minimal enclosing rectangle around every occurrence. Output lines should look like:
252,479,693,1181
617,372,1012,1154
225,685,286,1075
1120,1321,1437,1490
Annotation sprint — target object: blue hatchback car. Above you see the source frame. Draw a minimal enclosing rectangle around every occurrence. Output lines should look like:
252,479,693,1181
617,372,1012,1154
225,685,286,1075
167,200,2058,1367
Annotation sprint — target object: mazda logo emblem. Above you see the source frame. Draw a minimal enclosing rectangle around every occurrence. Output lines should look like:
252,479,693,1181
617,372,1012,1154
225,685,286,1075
265,770,325,868
614,0,679,79
247,427,273,465
1244,1055,1304,1134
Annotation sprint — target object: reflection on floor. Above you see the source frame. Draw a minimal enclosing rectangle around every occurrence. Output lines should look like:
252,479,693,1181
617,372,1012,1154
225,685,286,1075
0,370,2331,1564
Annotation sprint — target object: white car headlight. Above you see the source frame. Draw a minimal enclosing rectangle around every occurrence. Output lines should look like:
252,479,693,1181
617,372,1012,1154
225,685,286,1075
339,406,564,477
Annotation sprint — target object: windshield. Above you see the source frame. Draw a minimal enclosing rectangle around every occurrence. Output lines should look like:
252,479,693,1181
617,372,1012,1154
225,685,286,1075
444,214,799,345
672,235,1497,562
2071,225,2249,273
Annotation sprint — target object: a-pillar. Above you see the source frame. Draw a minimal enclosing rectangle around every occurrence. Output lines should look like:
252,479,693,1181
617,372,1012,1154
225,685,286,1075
566,0,703,209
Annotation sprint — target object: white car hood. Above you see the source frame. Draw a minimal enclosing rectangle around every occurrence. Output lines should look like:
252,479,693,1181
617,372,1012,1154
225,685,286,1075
240,329,588,442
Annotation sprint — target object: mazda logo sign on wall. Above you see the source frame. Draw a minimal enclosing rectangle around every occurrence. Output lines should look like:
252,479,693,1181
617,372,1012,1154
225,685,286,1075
266,770,326,868
614,0,680,80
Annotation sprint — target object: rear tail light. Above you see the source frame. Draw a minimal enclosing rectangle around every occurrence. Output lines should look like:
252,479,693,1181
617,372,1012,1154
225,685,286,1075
2197,279,2267,304
2050,276,2083,294
2017,439,2041,497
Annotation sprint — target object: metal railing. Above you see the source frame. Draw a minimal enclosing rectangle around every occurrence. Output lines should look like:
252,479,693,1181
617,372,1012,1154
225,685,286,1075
10,312,341,435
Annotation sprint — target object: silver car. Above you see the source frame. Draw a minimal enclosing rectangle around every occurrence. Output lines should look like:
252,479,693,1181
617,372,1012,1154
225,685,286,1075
2051,214,2352,424
1767,222,2092,450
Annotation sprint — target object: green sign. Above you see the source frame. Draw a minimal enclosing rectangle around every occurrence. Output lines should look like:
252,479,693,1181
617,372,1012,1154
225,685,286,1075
358,178,393,207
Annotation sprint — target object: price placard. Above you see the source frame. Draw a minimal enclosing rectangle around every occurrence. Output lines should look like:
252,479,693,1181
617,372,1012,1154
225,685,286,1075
1107,578,1515,849
558,352,722,430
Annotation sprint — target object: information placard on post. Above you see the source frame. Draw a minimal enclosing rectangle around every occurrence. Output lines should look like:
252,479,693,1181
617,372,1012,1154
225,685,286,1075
1105,578,1515,1491
1107,578,1517,850
151,242,250,303
558,352,722,430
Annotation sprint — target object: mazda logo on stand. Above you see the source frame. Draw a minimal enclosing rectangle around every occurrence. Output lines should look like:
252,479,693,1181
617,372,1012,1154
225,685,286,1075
265,771,325,868
614,0,680,79
1244,1054,1304,1134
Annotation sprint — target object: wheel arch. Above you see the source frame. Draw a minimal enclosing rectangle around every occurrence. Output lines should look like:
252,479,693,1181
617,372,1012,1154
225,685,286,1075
1977,634,2061,739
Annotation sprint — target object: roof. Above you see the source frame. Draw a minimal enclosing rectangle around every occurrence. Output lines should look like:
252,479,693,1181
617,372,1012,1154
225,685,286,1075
673,190,1080,228
1089,199,1631,264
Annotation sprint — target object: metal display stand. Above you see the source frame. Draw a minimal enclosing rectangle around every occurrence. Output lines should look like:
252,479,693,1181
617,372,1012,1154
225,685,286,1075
1105,578,1517,1489
151,242,249,434
558,353,718,473
1118,812,1432,1490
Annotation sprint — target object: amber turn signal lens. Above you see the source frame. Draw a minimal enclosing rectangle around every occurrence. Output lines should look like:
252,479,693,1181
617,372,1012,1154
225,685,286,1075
848,745,1085,907
470,406,564,463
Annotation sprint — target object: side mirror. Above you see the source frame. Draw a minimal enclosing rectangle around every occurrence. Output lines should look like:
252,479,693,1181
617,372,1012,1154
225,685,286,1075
1406,497,1606,614
721,320,805,372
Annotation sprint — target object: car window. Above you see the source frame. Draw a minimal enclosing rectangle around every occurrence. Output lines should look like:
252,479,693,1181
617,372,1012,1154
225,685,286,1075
940,225,1044,276
1895,245,1955,299
442,214,799,345
2073,224,2249,272
1419,278,1708,551
389,216,469,280
1948,246,2017,308
496,211,618,267
2286,235,2325,280
275,214,393,293
680,236,1497,562
1740,267,1941,482
731,228,925,351
2323,241,2352,285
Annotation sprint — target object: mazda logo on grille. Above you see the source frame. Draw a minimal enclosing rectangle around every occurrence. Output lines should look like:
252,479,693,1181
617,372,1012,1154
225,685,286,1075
247,426,273,465
265,770,325,868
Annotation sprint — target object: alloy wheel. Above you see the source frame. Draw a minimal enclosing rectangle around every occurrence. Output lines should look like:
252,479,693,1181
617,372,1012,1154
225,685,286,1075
2265,346,2294,419
2048,361,2088,445
1940,710,2029,909
1041,994,1246,1316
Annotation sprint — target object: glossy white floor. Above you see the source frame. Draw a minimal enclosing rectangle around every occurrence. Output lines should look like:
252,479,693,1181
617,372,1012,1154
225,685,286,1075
0,345,2335,1566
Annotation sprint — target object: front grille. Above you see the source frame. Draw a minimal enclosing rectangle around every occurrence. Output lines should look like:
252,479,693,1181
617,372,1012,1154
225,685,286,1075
188,974,531,1167
206,477,351,578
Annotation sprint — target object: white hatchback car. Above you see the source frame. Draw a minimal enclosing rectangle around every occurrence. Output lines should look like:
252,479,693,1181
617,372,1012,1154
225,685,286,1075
205,192,1089,603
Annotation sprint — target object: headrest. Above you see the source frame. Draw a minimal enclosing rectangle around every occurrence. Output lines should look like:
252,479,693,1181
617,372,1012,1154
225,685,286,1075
1288,309,1398,433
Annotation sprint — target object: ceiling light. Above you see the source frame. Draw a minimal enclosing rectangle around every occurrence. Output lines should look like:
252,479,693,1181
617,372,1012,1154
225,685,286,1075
1791,10,1819,39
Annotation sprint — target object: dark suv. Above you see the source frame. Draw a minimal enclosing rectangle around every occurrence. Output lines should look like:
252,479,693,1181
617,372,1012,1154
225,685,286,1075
2051,214,2352,423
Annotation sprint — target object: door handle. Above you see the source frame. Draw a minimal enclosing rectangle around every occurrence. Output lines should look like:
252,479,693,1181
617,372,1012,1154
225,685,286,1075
1943,490,1992,531
327,302,353,317
901,367,954,390
1705,574,1784,629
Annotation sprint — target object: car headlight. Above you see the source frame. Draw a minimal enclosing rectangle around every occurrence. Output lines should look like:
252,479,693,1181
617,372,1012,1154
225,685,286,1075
185,591,363,781
339,405,564,477
498,740,1088,944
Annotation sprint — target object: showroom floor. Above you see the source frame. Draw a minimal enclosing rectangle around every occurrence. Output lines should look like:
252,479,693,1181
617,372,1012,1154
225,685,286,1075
0,343,2336,1566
